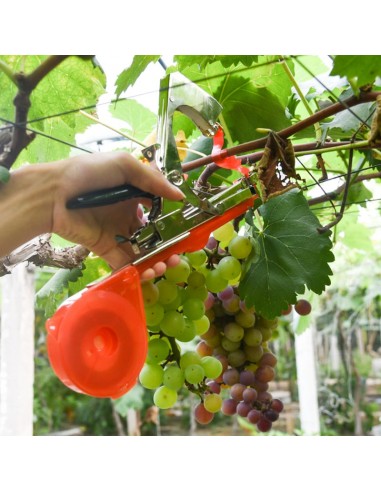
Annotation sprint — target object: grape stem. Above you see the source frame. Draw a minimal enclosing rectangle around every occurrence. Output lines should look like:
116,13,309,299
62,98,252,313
279,56,322,144
166,335,181,364
0,60,17,84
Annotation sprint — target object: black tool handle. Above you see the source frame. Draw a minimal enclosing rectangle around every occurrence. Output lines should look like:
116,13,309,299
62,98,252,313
67,184,155,209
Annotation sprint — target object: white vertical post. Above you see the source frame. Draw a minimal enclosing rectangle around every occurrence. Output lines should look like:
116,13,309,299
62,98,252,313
329,334,341,372
294,313,321,435
0,264,35,436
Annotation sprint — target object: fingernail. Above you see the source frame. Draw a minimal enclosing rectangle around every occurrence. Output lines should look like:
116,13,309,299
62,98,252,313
171,185,185,199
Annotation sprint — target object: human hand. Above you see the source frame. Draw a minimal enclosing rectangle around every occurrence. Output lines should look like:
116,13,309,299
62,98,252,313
52,151,184,272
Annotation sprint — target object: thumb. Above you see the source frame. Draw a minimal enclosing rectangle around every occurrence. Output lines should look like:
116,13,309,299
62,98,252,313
119,153,185,201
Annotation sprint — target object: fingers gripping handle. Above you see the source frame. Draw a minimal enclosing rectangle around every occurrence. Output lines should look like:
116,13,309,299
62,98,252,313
46,265,148,399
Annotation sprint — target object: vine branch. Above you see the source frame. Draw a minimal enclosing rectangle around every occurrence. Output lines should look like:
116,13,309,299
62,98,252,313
0,55,70,170
0,234,89,277
182,91,381,172
0,60,17,84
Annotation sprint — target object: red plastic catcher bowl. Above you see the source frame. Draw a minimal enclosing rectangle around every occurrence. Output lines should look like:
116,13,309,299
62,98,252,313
45,265,148,399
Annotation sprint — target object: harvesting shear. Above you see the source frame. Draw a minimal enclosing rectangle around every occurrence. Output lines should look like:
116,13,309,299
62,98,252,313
46,72,258,399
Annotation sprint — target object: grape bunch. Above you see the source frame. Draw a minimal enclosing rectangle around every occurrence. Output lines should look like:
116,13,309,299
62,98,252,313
138,221,284,433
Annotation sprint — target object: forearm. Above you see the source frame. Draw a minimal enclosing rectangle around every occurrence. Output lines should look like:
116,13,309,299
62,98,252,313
0,164,58,257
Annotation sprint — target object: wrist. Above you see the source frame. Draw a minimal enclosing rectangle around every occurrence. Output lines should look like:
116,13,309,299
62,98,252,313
0,163,59,256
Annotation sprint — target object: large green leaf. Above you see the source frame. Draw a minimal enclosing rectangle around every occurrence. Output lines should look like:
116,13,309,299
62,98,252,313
292,55,329,83
321,102,375,135
109,98,157,143
174,55,258,70
181,57,293,144
248,56,294,106
0,55,106,165
215,76,291,143
330,55,381,93
239,189,335,318
115,55,161,97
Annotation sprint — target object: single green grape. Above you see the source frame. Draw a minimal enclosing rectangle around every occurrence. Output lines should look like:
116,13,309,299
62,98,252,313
184,285,208,301
258,326,273,342
213,222,235,243
244,344,263,363
156,279,178,305
180,351,202,370
147,338,170,364
160,310,186,338
193,315,210,336
175,317,197,343
228,235,253,259
186,250,207,268
227,349,246,367
221,337,241,352
187,271,206,288
163,289,182,311
184,364,205,384
219,231,237,251
201,356,223,379
153,386,178,409
141,281,159,306
204,393,222,413
165,258,191,283
205,269,228,293
163,365,185,391
224,321,245,342
145,303,165,326
139,363,164,389
235,310,256,328
182,297,205,321
217,256,242,281
243,327,263,346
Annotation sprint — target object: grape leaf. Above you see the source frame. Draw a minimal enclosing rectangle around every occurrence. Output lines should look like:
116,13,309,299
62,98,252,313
36,267,83,317
239,188,335,319
215,75,291,144
115,55,161,97
321,102,375,135
108,98,157,143
174,55,258,70
330,55,381,93
35,257,111,317
293,55,329,83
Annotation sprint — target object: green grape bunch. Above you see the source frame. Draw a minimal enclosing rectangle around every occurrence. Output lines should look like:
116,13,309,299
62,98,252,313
138,221,284,433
